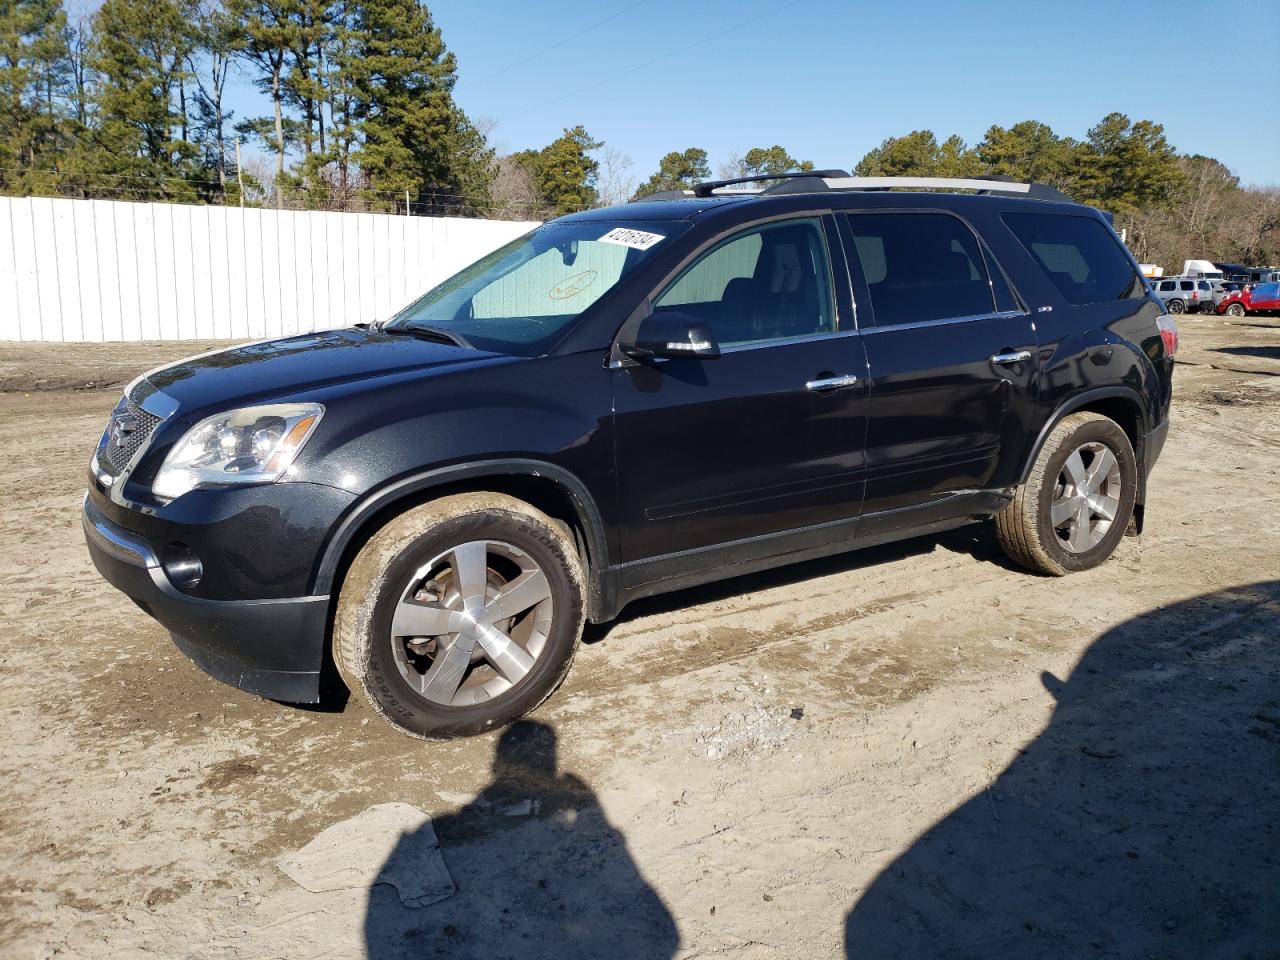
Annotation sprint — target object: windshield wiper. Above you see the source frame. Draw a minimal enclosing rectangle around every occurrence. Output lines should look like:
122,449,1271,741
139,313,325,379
381,322,471,349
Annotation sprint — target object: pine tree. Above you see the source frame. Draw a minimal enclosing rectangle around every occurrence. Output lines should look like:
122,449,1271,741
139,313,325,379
1075,112,1185,216
512,125,601,216
0,0,71,192
189,0,241,195
976,120,1078,189
83,0,201,201
345,0,491,213
738,145,813,177
233,0,298,205
633,147,709,198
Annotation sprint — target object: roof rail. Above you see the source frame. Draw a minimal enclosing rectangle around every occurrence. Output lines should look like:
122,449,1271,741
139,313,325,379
691,169,851,198
634,173,1075,204
811,176,1071,202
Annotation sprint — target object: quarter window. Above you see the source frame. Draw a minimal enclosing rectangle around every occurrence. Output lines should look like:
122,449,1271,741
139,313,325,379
1003,212,1144,305
654,218,835,347
844,213,995,326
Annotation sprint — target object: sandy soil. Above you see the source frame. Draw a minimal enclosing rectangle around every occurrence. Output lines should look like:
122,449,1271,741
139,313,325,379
1,314,1278,959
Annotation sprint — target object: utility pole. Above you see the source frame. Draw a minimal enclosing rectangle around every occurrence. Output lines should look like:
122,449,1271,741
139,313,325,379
405,189,410,216
235,139,246,208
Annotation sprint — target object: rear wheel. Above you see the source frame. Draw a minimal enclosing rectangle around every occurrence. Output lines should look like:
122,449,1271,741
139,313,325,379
1225,302,1246,317
996,412,1138,576
333,493,585,738
1167,299,1185,315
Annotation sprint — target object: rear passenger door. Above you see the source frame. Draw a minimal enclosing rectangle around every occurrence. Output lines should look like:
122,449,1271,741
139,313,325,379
838,211,1039,523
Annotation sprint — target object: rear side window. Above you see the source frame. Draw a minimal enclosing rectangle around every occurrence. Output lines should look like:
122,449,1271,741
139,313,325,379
1180,281,1194,291
844,213,995,326
1003,212,1143,305
1198,281,1211,291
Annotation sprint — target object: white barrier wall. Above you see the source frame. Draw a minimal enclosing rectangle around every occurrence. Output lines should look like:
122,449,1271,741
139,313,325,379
0,196,538,342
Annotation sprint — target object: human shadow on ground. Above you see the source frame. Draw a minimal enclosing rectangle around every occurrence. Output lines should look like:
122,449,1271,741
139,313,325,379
365,720,678,959
844,581,1280,959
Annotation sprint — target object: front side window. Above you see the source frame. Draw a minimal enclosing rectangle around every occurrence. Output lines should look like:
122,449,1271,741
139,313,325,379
1003,212,1144,305
387,220,689,355
844,212,995,326
654,218,835,347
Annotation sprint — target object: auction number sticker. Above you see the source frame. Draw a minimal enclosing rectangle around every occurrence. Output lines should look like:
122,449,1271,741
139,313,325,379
598,227,665,250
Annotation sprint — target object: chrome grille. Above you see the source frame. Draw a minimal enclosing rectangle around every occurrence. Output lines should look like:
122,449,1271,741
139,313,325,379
99,396,162,477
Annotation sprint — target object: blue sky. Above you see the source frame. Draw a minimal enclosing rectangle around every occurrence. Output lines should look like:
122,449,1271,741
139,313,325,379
225,0,1280,186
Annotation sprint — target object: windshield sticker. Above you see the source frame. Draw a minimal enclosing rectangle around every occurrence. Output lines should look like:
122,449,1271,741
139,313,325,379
598,227,664,250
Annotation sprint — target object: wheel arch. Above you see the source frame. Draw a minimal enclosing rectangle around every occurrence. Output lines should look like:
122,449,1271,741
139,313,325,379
312,460,610,618
1020,388,1150,494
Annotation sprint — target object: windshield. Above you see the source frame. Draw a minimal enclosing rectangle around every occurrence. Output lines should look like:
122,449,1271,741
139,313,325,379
384,220,689,355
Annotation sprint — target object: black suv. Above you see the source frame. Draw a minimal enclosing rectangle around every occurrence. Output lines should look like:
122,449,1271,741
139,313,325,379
83,172,1176,738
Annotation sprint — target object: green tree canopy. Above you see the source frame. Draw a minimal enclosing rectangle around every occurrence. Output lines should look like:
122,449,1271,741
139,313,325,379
1074,112,1185,216
854,130,967,176
512,124,602,216
975,120,1078,188
739,144,813,177
345,0,490,212
633,147,708,198
83,0,201,201
0,0,71,192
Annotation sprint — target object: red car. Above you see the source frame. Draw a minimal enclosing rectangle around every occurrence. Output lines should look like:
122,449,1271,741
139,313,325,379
1216,282,1280,317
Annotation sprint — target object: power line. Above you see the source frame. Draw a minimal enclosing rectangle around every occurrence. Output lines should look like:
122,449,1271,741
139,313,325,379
462,0,652,89
495,0,802,124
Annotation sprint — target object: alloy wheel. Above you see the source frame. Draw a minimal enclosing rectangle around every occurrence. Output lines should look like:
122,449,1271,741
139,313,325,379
1050,441,1122,553
389,540,553,706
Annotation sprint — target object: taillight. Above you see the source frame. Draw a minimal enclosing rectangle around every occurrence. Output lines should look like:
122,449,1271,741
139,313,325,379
1157,316,1178,358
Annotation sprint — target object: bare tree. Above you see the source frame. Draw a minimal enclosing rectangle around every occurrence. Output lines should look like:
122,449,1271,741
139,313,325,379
489,155,538,220
596,146,635,207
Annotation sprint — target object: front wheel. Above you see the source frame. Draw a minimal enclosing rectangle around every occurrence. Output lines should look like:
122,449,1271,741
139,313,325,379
1225,303,1246,317
995,412,1138,576
333,493,585,738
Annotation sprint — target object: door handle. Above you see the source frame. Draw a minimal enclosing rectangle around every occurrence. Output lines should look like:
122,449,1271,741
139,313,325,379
990,350,1032,365
805,374,859,392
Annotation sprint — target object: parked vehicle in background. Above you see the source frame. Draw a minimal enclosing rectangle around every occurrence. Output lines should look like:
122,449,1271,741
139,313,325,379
82,171,1176,739
1183,259,1224,280
1209,279,1242,307
1138,263,1164,279
1152,277,1214,314
1216,282,1280,317
1215,262,1280,284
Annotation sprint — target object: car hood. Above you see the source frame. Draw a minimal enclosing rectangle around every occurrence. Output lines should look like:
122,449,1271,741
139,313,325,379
135,327,503,412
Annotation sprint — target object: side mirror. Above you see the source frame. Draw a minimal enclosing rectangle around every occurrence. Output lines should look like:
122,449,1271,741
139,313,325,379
621,310,721,361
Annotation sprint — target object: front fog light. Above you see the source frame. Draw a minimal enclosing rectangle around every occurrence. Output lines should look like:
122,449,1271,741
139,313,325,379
161,542,203,590
153,403,323,500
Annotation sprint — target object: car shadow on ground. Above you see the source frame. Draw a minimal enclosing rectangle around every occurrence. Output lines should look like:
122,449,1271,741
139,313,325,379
843,580,1280,959
363,720,678,959
1211,345,1280,360
583,521,1015,645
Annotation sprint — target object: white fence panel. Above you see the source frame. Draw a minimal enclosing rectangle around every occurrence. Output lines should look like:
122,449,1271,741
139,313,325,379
0,196,537,342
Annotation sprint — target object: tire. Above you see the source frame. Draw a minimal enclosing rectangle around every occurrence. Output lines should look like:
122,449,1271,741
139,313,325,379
333,492,585,739
1167,299,1185,315
995,412,1138,576
1226,303,1246,317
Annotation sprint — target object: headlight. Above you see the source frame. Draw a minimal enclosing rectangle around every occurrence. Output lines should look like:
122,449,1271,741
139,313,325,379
153,403,324,500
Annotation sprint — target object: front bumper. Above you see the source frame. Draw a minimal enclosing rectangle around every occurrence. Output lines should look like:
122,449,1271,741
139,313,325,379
82,495,330,703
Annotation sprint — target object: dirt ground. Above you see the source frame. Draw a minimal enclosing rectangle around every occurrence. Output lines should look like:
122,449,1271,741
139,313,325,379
1,313,1278,960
